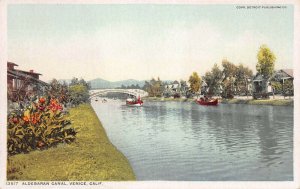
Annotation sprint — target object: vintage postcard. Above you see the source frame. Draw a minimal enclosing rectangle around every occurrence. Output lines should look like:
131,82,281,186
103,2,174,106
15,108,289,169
1,0,299,189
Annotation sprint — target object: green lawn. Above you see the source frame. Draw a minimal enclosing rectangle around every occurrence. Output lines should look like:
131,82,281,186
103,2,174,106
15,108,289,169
7,104,135,181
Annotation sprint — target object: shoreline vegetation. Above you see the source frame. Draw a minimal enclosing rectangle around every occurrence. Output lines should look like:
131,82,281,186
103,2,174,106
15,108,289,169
7,104,135,181
142,97,293,106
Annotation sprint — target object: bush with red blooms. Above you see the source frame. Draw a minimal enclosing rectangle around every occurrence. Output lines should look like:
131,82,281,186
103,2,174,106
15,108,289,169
7,96,76,156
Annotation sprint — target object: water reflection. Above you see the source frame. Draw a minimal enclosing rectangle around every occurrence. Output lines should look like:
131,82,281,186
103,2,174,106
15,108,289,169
92,100,293,181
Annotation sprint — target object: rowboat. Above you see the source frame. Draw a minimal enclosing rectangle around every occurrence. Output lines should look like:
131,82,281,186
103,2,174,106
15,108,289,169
196,98,218,106
126,96,143,106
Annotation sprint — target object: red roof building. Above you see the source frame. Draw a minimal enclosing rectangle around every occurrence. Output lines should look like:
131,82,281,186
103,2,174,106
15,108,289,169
7,62,49,102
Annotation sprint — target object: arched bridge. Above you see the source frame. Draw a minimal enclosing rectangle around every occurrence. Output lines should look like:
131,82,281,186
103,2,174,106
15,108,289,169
89,89,148,99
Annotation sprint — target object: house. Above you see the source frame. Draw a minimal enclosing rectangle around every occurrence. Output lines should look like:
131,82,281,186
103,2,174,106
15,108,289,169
163,80,181,97
271,69,293,95
252,73,271,99
252,69,294,99
272,69,293,82
7,62,49,102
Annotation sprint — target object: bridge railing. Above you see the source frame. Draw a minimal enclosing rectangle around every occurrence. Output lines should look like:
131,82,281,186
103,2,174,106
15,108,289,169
89,89,148,98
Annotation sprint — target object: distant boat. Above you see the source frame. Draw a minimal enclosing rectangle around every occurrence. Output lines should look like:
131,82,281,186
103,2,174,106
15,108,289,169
126,96,143,106
196,97,218,106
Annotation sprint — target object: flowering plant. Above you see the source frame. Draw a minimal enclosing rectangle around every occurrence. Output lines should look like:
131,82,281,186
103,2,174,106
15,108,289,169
7,96,76,155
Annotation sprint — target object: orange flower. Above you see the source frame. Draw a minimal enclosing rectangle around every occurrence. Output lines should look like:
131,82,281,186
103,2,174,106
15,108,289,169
30,112,40,124
39,97,46,104
23,116,30,122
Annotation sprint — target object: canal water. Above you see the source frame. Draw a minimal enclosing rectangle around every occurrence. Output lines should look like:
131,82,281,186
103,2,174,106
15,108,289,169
91,99,293,181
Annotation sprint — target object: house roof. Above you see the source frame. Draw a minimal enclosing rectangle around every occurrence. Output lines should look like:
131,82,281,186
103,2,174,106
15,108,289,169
271,69,293,81
8,62,18,66
281,69,293,78
17,70,42,76
7,69,48,86
7,62,42,75
253,73,264,81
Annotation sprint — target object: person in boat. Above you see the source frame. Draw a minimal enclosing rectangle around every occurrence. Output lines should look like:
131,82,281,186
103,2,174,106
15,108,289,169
204,95,209,102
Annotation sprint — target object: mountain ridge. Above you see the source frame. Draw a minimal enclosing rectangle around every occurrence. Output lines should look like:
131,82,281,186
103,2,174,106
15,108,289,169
56,78,174,89
89,78,146,89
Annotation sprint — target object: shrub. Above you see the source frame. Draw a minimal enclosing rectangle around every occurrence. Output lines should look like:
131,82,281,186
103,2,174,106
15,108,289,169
69,84,90,106
7,96,76,156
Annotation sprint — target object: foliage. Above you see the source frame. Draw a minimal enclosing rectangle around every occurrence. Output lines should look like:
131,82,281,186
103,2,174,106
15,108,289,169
221,78,235,99
143,77,163,97
222,59,237,79
7,96,76,156
283,80,294,96
7,104,135,181
69,84,90,106
188,72,201,94
235,64,253,95
118,84,141,89
256,45,276,78
271,81,282,94
203,64,223,95
48,79,69,105
70,77,91,90
68,77,90,106
179,80,192,98
221,60,237,98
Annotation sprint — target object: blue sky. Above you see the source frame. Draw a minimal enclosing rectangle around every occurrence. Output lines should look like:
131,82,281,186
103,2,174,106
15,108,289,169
8,4,294,81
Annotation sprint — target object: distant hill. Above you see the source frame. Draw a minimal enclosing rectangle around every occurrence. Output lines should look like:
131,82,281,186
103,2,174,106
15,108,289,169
55,78,175,89
89,78,146,89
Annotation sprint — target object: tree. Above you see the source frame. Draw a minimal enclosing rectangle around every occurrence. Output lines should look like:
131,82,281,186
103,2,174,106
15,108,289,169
235,64,253,96
48,79,69,104
188,72,201,94
69,77,90,105
256,45,276,78
222,59,237,79
283,80,294,97
221,60,237,98
203,64,223,96
180,80,190,97
144,77,163,97
69,84,90,106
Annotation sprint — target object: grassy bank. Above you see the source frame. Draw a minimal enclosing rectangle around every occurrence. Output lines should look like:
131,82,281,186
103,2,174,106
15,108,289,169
143,96,293,106
220,98,294,106
7,104,135,181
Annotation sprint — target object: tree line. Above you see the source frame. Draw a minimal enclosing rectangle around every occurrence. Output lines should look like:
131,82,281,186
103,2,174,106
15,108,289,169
129,45,292,98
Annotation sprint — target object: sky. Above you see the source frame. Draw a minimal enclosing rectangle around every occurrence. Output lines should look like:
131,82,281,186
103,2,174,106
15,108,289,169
8,4,294,82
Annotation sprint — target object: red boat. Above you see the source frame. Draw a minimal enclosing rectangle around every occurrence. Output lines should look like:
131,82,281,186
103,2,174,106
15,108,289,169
196,98,218,106
126,96,143,106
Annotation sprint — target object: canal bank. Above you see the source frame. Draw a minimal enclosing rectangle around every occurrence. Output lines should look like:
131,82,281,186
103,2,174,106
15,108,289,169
7,104,135,181
220,98,293,106
142,97,293,106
